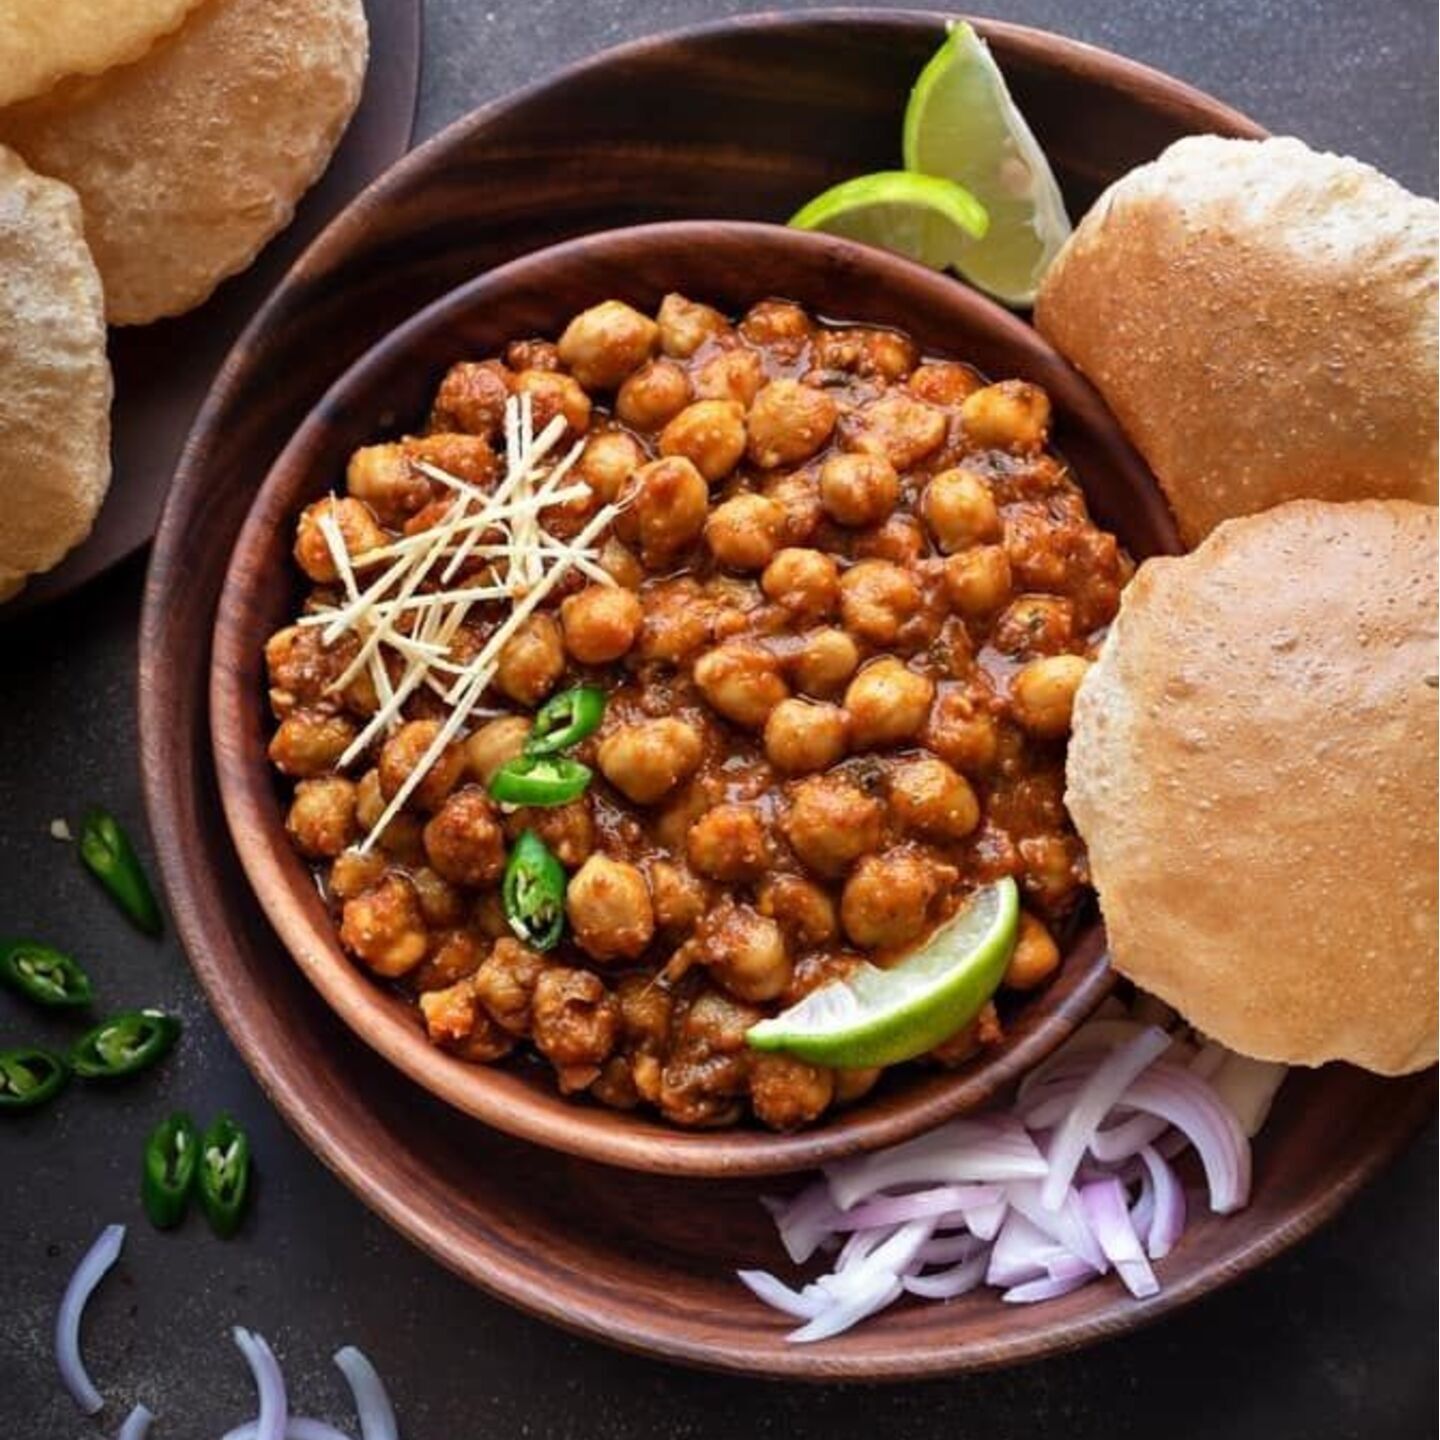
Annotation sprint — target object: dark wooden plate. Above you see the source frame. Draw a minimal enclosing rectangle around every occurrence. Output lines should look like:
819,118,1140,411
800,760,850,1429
139,10,1436,1377
3,0,422,618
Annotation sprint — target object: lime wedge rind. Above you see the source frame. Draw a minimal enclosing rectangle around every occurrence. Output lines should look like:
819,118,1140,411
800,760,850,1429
746,877,1020,1069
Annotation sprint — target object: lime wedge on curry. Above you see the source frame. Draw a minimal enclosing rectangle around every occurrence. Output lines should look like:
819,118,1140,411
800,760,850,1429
788,170,989,271
902,21,1072,305
746,877,1019,1068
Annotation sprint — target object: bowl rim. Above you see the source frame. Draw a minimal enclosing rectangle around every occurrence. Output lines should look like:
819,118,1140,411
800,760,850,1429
209,216,1169,1178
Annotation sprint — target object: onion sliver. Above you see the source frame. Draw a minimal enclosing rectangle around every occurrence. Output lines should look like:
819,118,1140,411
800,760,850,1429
333,1346,398,1440
1123,1064,1251,1213
222,1421,355,1440
903,1251,988,1300
1079,1178,1158,1298
1041,1027,1171,1210
56,1222,125,1414
737,1270,826,1320
1138,1146,1186,1259
233,1328,288,1440
117,1403,154,1440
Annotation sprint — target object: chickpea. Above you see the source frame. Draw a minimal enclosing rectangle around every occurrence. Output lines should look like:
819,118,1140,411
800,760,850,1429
704,492,786,571
505,338,559,372
993,594,1075,657
833,1065,883,1106
265,624,354,713
379,719,465,811
923,468,1001,553
418,975,482,1045
494,614,565,706
658,399,746,482
782,775,883,877
285,776,357,858
411,926,485,992
635,577,712,664
686,803,771,882
340,872,428,977
760,548,839,619
646,859,710,936
656,293,729,358
268,709,356,778
749,1053,834,1131
513,369,591,438
615,359,691,431
597,717,704,804
328,847,387,901
294,497,384,583
345,442,432,526
746,380,838,468
848,392,947,470
1004,911,1062,990
353,769,424,863
617,457,709,569
854,514,927,568
472,936,547,1035
757,873,838,947
597,536,644,589
740,299,812,350
908,360,983,408
463,715,531,785
531,968,620,1088
960,380,1051,452
889,757,980,840
812,326,917,382
791,627,860,698
692,347,764,407
844,657,935,748
841,849,952,950
819,453,900,528
944,544,1013,616
839,560,922,646
502,799,594,869
566,854,655,962
763,698,849,774
693,641,789,729
576,429,644,505
694,902,792,1003
556,299,659,389
560,584,643,664
762,469,824,545
422,787,507,887
1010,654,1090,738
405,431,500,488
410,866,468,927
924,688,1000,775
653,776,719,855
431,359,512,437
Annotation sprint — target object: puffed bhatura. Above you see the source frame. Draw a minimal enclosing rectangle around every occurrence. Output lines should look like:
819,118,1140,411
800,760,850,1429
1066,499,1438,1075
0,0,368,324
1036,137,1438,547
0,145,111,600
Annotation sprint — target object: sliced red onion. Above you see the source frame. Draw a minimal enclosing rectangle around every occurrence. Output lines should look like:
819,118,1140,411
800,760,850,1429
816,1219,934,1304
1138,1146,1186,1259
1041,1026,1172,1210
1128,1164,1156,1240
222,1421,355,1440
787,1275,905,1344
737,1270,827,1321
56,1222,125,1414
333,1346,397,1440
117,1402,154,1440
769,1181,840,1264
1002,1254,1095,1304
903,1250,988,1300
232,1328,288,1440
985,1210,1070,1287
962,1198,1007,1241
1124,1063,1251,1213
1079,1178,1158,1298
1003,1179,1107,1275
831,1184,1003,1232
917,1232,988,1266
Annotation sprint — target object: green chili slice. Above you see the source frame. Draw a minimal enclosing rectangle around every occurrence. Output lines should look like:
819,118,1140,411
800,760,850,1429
79,810,163,936
70,1009,180,1080
525,685,607,757
490,755,592,807
0,1047,70,1112
501,830,567,951
0,939,92,1008
142,1111,199,1229
198,1113,251,1238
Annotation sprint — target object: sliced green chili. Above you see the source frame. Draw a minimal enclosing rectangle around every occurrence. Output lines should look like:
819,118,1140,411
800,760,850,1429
489,755,592,807
198,1113,251,1238
70,1009,180,1080
501,830,567,951
79,810,163,936
0,939,92,1008
525,685,607,757
142,1111,199,1229
0,1047,70,1112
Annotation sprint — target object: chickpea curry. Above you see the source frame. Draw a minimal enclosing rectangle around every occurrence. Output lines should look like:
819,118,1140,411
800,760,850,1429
263,292,1129,1131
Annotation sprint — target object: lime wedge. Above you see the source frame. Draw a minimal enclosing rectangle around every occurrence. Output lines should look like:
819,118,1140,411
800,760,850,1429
902,21,1072,305
788,170,988,271
746,877,1019,1068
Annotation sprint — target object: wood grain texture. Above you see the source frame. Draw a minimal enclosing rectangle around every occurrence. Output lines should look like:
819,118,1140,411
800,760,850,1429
140,9,1434,1378
211,219,1170,1177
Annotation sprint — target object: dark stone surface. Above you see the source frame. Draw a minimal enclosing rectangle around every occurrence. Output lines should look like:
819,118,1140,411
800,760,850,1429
1,3,1434,1436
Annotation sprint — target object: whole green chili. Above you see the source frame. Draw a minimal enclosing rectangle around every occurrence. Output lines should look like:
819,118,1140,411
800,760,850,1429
0,1047,70,1112
79,810,163,936
197,1113,251,1238
0,940,92,1008
70,1009,180,1080
142,1111,199,1229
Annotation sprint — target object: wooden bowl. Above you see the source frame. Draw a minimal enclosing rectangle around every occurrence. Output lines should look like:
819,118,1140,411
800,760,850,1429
211,219,1175,1178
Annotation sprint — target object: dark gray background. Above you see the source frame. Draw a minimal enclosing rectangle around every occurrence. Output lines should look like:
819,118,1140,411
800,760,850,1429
2,2,1435,1436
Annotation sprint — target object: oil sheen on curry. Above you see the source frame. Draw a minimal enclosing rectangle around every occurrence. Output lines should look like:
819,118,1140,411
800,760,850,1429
263,294,1129,1131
